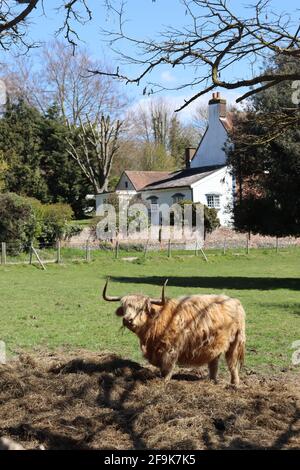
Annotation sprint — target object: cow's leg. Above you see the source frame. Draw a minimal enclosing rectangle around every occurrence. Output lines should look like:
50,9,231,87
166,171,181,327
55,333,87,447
208,355,220,383
160,364,175,384
160,350,177,384
225,333,243,386
227,363,239,386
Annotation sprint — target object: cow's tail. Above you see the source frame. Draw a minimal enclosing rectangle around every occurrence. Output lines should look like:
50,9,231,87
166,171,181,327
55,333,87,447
236,301,246,369
237,332,245,369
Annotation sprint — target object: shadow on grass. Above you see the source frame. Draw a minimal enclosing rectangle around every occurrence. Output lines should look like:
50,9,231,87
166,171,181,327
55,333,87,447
110,276,300,292
259,302,300,316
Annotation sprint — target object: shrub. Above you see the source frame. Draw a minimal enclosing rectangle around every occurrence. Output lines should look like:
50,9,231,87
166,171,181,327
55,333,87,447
204,205,221,236
0,194,82,252
64,224,83,240
0,193,35,254
178,200,220,237
37,203,75,245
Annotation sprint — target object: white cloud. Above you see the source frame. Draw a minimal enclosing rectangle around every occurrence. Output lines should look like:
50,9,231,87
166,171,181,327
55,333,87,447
160,71,177,83
130,90,242,124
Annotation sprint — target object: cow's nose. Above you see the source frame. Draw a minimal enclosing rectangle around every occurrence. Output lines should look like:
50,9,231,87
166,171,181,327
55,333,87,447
123,318,133,327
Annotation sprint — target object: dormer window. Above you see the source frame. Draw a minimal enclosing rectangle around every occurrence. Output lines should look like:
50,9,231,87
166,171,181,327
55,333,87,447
172,193,185,203
206,194,220,209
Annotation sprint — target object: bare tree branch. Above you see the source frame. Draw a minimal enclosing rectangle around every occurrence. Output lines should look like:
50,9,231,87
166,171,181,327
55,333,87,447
0,0,39,49
67,114,123,193
90,0,300,110
0,0,39,33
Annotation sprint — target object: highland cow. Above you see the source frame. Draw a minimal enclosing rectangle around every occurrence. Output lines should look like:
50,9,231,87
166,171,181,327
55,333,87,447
103,279,246,385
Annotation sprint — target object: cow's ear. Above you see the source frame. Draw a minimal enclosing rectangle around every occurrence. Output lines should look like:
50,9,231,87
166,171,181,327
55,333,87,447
146,300,157,318
149,307,157,318
115,306,124,317
145,299,153,316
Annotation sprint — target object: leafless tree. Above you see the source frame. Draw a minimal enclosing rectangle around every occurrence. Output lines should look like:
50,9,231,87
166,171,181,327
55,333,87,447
67,114,123,194
2,41,127,126
1,57,47,111
129,98,174,146
42,41,127,125
0,0,39,50
120,97,199,171
192,104,208,133
93,0,300,111
0,0,107,51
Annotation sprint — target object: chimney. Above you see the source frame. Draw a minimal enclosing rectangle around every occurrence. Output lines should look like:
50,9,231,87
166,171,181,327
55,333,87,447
208,92,227,120
185,147,196,169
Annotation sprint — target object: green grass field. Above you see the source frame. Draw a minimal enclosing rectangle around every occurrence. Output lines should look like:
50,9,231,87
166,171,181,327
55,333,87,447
0,248,299,373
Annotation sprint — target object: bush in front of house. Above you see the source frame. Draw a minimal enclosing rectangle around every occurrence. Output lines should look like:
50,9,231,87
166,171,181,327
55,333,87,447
203,205,221,236
178,200,220,237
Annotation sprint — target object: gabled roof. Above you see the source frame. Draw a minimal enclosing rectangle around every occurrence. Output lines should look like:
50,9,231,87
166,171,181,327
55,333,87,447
144,165,225,191
190,112,233,163
220,114,233,132
123,171,171,191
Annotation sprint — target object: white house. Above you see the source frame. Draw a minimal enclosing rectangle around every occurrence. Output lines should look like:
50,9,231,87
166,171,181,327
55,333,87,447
95,92,234,226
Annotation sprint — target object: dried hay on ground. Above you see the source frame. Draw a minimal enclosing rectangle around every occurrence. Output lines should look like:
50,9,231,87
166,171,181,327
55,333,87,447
0,350,299,450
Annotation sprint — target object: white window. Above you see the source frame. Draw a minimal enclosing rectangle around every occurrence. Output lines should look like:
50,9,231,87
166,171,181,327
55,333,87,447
206,194,220,209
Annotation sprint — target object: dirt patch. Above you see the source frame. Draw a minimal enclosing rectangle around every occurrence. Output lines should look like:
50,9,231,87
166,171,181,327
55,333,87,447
0,350,299,450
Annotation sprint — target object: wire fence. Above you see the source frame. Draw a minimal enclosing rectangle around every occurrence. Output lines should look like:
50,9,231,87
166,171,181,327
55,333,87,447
1,235,300,268
0,241,91,268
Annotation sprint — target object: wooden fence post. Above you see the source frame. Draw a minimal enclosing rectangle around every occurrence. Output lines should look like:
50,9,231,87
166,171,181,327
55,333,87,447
275,236,279,253
115,240,119,259
31,245,46,270
85,241,91,262
168,239,172,258
1,242,6,265
144,239,149,259
246,235,250,255
223,238,226,255
200,247,208,263
57,240,61,264
29,243,33,265
194,240,199,256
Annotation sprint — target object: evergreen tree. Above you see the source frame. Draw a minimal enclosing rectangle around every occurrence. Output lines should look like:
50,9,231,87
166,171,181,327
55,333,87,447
40,104,93,217
0,99,48,200
228,56,300,236
0,99,93,217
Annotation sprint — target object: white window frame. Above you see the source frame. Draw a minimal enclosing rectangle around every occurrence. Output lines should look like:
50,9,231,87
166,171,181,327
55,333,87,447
206,194,221,209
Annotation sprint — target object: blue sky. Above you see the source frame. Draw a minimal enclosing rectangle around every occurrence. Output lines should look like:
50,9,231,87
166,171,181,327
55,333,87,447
7,0,300,119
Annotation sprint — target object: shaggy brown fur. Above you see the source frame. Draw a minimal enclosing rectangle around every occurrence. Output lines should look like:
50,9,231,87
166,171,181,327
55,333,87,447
116,294,246,385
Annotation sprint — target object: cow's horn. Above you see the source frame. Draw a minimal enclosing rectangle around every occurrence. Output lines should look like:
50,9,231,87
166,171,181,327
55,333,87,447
150,279,168,305
102,278,122,302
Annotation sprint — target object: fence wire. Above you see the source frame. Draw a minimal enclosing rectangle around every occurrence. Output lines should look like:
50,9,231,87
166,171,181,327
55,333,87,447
1,236,300,266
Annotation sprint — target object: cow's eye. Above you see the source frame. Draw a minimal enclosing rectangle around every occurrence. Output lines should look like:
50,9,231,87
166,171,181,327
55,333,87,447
115,306,124,317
